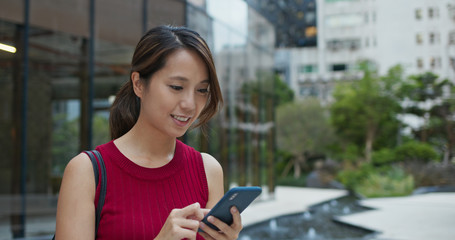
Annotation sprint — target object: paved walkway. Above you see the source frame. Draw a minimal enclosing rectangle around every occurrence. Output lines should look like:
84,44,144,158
336,192,455,240
243,186,455,240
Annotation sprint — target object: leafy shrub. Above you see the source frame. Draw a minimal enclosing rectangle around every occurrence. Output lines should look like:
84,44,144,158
276,175,307,187
395,141,439,162
355,166,414,198
372,148,396,166
337,163,374,190
275,149,295,177
336,143,363,163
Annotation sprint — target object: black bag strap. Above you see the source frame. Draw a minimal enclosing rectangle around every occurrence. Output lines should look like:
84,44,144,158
85,150,107,238
52,150,106,240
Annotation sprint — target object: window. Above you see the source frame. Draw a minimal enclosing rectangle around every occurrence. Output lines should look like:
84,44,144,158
305,12,316,24
429,8,434,18
365,38,370,47
429,33,435,44
305,26,317,37
430,57,441,68
428,7,439,18
327,40,340,51
365,12,369,23
416,33,423,44
429,32,439,44
417,58,424,69
349,39,361,50
449,4,455,21
299,65,318,73
449,31,455,45
415,9,422,20
327,39,361,51
332,64,347,72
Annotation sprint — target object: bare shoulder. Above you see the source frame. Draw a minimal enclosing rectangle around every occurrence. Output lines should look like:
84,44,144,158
65,152,93,173
201,152,222,173
62,153,95,186
201,153,224,208
59,152,96,200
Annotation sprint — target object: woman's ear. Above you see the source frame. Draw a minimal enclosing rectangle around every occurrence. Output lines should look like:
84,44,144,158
131,72,143,98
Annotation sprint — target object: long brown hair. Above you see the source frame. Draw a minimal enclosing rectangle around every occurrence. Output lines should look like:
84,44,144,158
109,25,223,139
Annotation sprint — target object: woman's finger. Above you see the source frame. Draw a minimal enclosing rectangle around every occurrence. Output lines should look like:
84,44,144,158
199,221,223,239
230,206,243,231
180,202,201,216
177,218,201,232
198,226,215,240
201,208,211,216
177,227,200,240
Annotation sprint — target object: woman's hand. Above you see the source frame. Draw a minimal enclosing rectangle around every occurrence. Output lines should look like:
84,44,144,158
154,202,205,240
198,206,243,240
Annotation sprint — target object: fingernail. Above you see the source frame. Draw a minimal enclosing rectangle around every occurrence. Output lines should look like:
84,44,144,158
208,216,214,223
231,207,237,213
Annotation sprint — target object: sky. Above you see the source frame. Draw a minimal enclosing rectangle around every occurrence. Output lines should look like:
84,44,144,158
206,0,248,52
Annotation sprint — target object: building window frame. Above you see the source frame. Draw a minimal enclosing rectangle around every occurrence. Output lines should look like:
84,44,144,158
416,33,423,45
415,8,423,20
417,58,424,69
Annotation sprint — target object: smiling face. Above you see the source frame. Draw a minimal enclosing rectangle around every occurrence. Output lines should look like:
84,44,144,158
132,48,210,138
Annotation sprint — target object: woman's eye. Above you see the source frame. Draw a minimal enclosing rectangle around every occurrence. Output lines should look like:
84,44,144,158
169,85,183,91
198,88,209,94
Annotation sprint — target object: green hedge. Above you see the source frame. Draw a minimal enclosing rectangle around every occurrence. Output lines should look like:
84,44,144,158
354,166,414,198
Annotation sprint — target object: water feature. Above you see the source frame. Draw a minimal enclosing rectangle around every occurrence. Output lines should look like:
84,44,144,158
302,211,312,220
269,219,278,230
239,193,378,240
306,227,316,238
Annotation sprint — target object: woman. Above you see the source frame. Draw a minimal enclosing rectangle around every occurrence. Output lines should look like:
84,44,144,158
55,26,242,240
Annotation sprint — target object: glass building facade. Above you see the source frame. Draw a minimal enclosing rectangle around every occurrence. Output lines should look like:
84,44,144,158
0,0,276,238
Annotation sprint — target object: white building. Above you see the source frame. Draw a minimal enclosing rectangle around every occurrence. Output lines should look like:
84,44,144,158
276,0,455,102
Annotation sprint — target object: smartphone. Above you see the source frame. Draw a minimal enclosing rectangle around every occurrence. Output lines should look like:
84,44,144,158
200,186,262,232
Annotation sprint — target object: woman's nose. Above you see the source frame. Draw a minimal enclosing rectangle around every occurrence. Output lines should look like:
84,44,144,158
179,92,196,110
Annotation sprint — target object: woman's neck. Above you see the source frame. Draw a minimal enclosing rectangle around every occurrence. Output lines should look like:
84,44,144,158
114,122,176,168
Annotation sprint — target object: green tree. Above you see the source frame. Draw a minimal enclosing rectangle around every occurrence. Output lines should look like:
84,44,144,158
52,114,79,175
330,62,402,162
398,72,455,162
276,98,335,178
93,113,110,147
394,141,439,162
241,74,294,107
52,114,110,175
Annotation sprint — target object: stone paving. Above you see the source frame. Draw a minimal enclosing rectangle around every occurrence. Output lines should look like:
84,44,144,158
336,192,455,240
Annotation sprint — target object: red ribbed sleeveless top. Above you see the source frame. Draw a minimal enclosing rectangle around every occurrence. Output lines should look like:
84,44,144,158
94,139,208,240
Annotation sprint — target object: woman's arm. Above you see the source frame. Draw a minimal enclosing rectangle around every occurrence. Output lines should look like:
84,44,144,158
200,153,243,240
55,153,96,240
201,152,224,208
